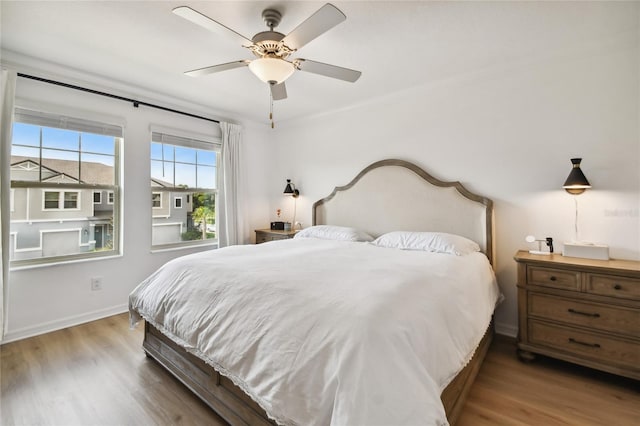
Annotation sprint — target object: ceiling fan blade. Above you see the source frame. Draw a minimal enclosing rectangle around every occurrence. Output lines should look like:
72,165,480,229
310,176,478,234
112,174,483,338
282,3,346,51
185,60,250,77
270,82,288,101
173,6,253,47
295,59,361,83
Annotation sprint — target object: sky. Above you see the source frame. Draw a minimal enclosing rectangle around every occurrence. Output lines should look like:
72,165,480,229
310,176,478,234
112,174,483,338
12,122,217,189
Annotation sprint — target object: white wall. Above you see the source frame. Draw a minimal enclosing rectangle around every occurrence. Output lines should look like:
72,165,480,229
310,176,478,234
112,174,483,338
268,6,640,337
2,59,272,342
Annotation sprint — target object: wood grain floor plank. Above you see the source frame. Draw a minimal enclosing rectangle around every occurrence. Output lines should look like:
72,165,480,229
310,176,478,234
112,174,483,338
2,315,638,425
1,313,227,426
458,336,640,426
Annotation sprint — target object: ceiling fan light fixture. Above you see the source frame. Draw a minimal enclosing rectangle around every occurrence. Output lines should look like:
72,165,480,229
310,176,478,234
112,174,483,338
248,57,295,84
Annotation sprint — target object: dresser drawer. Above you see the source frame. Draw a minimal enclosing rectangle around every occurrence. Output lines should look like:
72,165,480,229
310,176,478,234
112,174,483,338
527,266,580,291
269,233,291,241
529,293,639,337
585,273,640,300
529,320,639,371
256,234,270,244
256,234,288,243
255,230,296,244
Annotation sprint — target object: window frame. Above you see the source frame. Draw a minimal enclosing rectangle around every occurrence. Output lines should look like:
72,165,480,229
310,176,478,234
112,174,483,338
93,191,102,204
63,191,79,209
43,190,60,210
152,192,162,209
9,108,122,268
42,190,81,211
174,197,183,209
150,129,220,251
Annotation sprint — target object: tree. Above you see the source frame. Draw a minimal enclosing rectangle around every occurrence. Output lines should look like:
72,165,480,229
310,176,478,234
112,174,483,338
193,192,215,210
191,206,214,239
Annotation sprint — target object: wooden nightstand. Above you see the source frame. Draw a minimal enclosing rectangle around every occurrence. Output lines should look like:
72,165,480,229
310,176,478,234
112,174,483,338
255,229,297,244
514,250,639,380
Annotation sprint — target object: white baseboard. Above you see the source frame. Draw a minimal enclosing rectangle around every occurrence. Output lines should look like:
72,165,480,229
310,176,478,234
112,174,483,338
1,303,129,344
494,321,518,338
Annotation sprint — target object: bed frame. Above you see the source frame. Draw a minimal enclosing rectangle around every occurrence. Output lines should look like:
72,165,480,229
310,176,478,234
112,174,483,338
142,158,495,425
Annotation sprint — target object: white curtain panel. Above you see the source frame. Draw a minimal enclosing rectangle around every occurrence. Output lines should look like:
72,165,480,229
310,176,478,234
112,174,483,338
218,122,242,247
0,69,17,340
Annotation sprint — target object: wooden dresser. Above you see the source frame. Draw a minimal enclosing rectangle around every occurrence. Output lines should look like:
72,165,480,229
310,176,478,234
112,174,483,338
255,229,297,244
514,250,639,380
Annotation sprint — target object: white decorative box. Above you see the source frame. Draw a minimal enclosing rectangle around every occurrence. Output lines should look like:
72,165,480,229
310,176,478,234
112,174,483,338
563,243,609,260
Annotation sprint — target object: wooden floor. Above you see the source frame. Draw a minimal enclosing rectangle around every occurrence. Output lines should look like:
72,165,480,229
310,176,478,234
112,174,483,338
1,313,638,426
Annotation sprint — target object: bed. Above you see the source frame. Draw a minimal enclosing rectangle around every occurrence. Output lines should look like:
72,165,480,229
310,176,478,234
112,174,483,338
130,159,499,426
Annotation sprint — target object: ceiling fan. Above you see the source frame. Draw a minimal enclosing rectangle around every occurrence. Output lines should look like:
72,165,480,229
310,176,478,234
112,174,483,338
172,3,362,103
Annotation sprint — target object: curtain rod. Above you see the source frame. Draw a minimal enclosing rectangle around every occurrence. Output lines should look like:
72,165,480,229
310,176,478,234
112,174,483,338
17,73,220,124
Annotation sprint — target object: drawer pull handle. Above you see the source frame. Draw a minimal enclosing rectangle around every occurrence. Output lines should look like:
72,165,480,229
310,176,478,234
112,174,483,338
613,284,622,290
567,308,600,318
568,338,601,349
549,276,557,281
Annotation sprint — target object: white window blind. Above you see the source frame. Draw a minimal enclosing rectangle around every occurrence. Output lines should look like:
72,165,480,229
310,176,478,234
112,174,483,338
14,107,123,137
151,131,221,152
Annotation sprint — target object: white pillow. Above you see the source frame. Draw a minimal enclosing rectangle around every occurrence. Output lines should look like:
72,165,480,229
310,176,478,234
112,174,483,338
371,231,480,256
294,225,374,242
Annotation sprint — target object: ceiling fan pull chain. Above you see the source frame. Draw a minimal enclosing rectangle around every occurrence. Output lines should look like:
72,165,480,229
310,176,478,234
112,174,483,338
270,91,275,128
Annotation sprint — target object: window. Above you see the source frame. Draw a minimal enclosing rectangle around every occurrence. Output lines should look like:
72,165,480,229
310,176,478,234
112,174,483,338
44,191,59,209
43,190,80,210
10,107,122,265
107,191,114,204
64,191,79,209
152,192,162,208
150,129,219,249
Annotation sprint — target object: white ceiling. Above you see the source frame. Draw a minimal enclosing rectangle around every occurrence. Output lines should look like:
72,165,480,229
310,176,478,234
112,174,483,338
0,1,631,126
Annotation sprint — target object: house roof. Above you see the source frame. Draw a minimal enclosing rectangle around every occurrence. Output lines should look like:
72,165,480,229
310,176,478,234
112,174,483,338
151,177,174,188
11,156,115,186
11,156,176,189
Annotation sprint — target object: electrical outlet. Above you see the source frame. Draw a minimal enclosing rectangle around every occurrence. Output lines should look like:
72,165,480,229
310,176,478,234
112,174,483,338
91,276,103,291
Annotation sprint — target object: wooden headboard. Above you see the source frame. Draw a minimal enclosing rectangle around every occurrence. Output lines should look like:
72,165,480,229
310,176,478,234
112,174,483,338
312,159,494,265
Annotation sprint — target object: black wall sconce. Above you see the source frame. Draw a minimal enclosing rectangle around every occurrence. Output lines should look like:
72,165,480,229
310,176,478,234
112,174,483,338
283,179,299,198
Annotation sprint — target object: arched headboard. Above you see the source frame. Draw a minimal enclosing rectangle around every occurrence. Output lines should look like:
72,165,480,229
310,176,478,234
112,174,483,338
312,159,494,265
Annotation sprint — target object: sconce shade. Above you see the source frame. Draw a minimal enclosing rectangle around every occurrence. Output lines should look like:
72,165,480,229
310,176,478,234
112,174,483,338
563,158,591,195
283,179,299,198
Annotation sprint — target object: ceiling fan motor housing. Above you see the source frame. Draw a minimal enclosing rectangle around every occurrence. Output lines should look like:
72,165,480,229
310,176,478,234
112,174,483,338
250,31,293,58
249,9,295,59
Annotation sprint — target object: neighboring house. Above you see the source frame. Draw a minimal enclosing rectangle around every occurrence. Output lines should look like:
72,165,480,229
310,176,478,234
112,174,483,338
151,178,194,246
10,157,114,261
9,157,195,260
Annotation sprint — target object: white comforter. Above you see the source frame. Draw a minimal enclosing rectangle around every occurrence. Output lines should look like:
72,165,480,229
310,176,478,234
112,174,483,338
129,238,500,426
